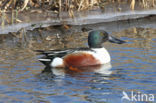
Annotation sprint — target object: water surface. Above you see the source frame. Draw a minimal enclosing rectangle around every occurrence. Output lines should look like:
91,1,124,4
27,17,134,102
0,27,155,103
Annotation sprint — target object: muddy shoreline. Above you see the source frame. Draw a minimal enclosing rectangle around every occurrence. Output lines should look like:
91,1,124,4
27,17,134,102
0,6,156,34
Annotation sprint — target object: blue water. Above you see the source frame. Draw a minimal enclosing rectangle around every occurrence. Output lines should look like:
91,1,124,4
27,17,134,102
0,28,155,103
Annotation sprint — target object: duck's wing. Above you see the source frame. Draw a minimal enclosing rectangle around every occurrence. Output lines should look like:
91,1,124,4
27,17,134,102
35,48,75,59
36,47,95,57
35,48,75,66
35,47,95,66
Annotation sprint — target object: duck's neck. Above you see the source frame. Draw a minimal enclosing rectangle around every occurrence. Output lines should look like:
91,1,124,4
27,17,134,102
89,45,102,48
91,47,105,50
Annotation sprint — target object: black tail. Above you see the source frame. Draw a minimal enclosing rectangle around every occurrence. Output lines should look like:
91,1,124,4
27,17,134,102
38,58,51,66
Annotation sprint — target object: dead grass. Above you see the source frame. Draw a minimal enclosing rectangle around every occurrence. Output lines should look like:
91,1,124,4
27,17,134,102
0,0,155,12
0,0,155,26
0,0,155,18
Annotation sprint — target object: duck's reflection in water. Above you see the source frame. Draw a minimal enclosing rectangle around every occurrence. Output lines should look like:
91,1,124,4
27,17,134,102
41,63,112,77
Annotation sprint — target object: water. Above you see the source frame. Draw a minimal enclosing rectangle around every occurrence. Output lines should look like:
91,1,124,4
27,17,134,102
0,27,155,103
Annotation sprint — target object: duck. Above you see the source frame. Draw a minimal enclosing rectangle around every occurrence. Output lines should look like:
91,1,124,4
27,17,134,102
36,30,126,68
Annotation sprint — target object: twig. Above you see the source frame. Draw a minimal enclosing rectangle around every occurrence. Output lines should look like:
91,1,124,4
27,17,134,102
21,0,29,11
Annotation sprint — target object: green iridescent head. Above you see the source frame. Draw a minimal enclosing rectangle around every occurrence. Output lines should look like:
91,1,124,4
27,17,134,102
88,30,126,48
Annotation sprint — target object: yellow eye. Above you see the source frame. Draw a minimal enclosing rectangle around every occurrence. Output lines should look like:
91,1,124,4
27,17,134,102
100,32,104,36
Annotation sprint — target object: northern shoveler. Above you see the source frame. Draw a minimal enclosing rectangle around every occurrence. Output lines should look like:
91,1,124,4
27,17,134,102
36,30,126,68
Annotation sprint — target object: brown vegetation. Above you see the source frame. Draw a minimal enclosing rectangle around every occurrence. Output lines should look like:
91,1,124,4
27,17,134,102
0,0,155,25
0,0,155,13
0,0,155,26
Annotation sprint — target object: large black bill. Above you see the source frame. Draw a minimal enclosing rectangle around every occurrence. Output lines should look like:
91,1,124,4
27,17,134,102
108,36,126,44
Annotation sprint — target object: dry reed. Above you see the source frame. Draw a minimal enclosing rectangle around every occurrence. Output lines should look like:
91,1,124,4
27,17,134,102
0,0,155,16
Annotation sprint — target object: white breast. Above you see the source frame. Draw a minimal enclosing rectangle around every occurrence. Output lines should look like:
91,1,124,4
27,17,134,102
88,48,111,64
